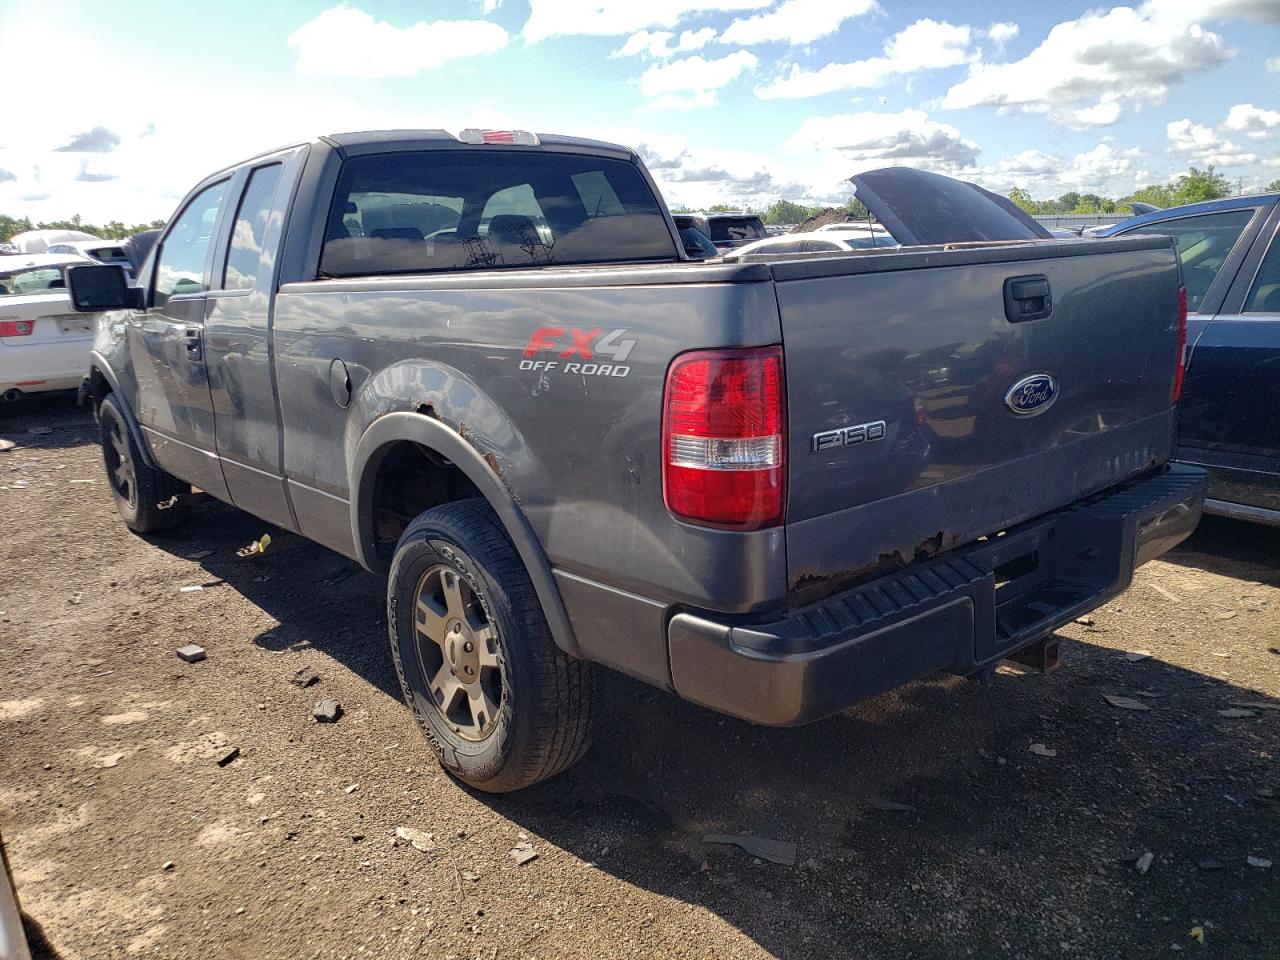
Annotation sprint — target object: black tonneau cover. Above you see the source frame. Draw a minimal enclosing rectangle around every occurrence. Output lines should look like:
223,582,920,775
849,167,1053,246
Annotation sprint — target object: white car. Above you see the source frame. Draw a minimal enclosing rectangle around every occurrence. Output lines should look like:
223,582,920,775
727,230,899,258
45,239,134,280
0,254,97,400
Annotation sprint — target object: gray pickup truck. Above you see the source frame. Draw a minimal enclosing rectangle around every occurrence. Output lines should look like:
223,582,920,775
66,129,1206,793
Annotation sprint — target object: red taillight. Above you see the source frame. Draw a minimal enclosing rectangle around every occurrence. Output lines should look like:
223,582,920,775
662,346,786,530
1172,285,1188,404
0,319,33,337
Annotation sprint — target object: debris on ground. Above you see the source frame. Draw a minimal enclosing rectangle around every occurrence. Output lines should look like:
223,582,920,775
344,783,358,794
290,667,320,689
162,861,175,872
1074,616,1095,626
68,592,83,605
1135,851,1155,875
176,644,207,663
394,827,436,854
236,534,272,558
1150,583,1182,602
1029,743,1057,757
96,752,125,769
185,550,214,561
867,797,917,812
216,747,240,767
701,833,797,866
27,426,51,436
1124,650,1152,662
1216,610,1238,621
313,699,342,723
1217,708,1257,718
0,439,15,452
1246,856,1272,868
1103,694,1152,711
1189,926,1205,944
461,870,479,882
509,841,539,866
179,585,204,593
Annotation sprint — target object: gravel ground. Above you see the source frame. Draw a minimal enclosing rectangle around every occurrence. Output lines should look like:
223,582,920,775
1,395,1277,960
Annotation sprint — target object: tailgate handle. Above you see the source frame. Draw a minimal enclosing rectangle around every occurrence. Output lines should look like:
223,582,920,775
1004,275,1052,323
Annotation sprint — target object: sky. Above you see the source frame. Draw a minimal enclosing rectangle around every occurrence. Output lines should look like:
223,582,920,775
0,0,1277,224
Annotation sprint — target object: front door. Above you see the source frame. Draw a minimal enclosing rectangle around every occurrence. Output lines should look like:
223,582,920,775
130,178,232,500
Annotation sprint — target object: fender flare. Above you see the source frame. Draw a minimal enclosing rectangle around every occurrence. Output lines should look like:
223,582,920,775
86,353,156,469
349,412,581,658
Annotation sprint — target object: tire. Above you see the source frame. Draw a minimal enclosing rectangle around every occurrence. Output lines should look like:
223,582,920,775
388,498,595,793
99,393,191,533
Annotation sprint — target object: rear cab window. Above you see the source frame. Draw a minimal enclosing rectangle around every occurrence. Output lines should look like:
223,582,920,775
707,216,766,244
319,150,676,278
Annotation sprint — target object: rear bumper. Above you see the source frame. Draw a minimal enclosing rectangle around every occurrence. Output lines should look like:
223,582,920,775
667,464,1206,726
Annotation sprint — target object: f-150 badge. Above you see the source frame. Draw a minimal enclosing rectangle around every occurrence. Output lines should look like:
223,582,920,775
812,419,886,453
1004,373,1058,416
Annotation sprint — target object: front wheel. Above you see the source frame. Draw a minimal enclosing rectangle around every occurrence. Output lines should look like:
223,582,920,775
99,393,191,533
387,499,595,793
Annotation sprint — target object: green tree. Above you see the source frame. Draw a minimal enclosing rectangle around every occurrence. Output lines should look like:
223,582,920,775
1265,179,1280,193
839,195,870,219
1007,187,1037,214
1171,166,1230,205
762,198,813,225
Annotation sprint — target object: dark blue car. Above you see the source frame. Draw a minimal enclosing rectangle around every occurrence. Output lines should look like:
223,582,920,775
1099,193,1280,526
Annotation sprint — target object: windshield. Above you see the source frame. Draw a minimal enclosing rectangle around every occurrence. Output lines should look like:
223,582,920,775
320,150,677,278
707,216,766,242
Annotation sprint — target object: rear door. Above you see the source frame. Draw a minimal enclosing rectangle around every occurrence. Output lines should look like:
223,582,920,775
1176,206,1280,514
0,266,94,393
204,149,305,530
130,178,232,499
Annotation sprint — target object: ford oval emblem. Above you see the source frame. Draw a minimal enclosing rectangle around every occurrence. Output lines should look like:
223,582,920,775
1004,373,1058,416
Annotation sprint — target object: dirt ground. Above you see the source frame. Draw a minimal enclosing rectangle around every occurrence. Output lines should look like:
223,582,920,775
1,395,1277,960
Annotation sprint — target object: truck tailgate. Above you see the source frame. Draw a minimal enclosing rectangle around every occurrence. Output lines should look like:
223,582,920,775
776,235,1183,601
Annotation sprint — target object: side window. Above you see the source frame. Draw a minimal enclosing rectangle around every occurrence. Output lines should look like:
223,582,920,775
1123,209,1255,312
154,180,228,308
1,267,64,296
1244,231,1280,314
223,164,283,290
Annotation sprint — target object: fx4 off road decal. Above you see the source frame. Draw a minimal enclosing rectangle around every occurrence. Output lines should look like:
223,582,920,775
520,326,636,378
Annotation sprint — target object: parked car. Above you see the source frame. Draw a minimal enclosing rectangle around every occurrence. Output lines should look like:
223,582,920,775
68,130,1203,793
46,239,134,280
0,242,18,256
7,229,100,254
730,230,898,257
1097,193,1280,524
702,212,767,251
0,254,96,400
671,214,718,259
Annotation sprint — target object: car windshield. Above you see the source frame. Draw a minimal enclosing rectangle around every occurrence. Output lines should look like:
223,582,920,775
707,217,766,242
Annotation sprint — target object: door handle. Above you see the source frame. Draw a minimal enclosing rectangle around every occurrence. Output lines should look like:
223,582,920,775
183,326,203,362
1003,274,1053,322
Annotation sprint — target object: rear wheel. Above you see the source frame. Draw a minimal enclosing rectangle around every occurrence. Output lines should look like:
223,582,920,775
388,499,595,792
99,393,191,533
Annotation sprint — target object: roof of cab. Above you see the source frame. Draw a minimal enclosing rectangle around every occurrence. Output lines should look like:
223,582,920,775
320,129,635,159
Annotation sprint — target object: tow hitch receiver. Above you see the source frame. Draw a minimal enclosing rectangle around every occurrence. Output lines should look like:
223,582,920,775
1005,638,1061,673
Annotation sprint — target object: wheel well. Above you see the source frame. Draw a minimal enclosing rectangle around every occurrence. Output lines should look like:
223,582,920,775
370,441,481,563
85,366,112,406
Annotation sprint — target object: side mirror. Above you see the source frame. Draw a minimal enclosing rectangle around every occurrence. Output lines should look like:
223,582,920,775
65,263,144,312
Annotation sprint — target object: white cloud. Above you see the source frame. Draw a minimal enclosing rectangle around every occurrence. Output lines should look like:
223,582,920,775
614,26,717,59
941,4,1234,126
1142,0,1280,25
985,144,1144,195
986,21,1018,50
523,0,769,42
288,7,507,77
1223,102,1280,133
1268,57,1280,73
1167,118,1258,166
479,0,501,11
640,51,758,109
720,0,877,47
758,19,974,99
784,109,979,173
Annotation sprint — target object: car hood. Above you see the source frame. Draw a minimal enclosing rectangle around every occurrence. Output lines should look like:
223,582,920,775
848,167,1053,246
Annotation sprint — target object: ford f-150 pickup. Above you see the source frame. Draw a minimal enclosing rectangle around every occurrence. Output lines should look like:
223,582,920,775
65,129,1206,793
